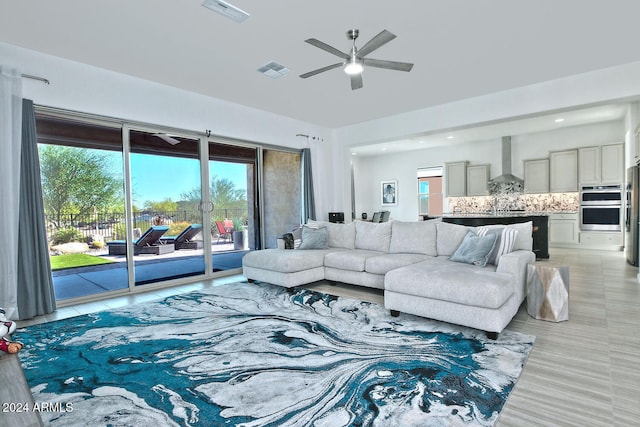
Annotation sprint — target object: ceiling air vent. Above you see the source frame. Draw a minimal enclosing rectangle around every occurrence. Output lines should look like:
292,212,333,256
201,0,249,23
257,61,291,79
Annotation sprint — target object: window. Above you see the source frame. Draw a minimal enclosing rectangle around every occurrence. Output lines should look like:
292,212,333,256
417,167,443,218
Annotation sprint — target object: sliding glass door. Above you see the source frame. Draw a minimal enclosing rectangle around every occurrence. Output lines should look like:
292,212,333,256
209,141,257,272
36,114,130,300
129,129,206,286
35,109,271,303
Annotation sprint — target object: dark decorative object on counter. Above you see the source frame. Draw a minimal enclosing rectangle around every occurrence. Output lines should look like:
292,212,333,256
361,213,367,220
329,212,345,223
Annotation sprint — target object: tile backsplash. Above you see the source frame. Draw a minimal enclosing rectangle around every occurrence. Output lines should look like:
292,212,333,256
448,192,579,213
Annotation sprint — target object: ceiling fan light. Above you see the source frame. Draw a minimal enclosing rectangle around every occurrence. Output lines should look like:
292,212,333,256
344,61,363,75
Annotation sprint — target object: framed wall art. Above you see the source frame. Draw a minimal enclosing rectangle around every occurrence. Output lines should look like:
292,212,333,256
381,180,397,206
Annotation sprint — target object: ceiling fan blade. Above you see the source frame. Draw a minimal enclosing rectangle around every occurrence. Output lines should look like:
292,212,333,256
154,133,181,145
304,38,349,59
363,58,414,72
299,63,343,79
356,30,396,58
350,73,363,90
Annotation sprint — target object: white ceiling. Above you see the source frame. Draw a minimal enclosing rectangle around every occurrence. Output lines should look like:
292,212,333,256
1,0,640,130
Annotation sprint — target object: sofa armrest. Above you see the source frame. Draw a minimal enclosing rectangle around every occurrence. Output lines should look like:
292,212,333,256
496,250,535,302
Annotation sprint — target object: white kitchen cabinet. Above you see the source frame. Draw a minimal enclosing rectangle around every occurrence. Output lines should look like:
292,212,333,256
523,158,549,193
600,143,623,184
579,143,623,185
466,164,490,196
550,149,578,192
549,213,579,246
445,161,468,197
578,146,600,185
579,231,623,247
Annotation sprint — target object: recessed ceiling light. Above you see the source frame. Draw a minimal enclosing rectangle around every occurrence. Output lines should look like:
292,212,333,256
447,136,454,139
555,118,565,123
201,0,249,23
351,152,357,155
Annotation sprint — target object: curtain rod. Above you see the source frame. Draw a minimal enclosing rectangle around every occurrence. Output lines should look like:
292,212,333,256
21,73,50,85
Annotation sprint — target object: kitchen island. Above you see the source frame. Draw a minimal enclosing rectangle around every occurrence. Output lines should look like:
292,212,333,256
442,213,549,259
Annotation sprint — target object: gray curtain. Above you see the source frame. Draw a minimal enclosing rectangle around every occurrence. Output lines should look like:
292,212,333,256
300,148,316,223
17,99,56,319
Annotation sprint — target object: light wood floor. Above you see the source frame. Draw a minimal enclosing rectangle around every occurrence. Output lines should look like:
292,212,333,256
18,248,640,427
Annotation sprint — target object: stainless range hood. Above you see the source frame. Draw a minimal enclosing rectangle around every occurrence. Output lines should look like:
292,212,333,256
488,136,524,193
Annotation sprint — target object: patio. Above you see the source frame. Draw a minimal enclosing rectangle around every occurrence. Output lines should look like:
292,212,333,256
52,242,250,300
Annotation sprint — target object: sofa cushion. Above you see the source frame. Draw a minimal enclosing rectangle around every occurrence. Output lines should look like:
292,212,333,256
365,253,430,275
243,248,341,273
450,231,497,267
435,222,473,256
385,259,513,309
389,221,437,256
299,226,328,250
324,249,384,272
355,221,392,252
308,220,356,249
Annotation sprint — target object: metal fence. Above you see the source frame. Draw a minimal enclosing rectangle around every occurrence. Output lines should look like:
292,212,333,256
45,208,249,241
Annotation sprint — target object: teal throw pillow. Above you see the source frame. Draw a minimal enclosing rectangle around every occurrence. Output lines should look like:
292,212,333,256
450,230,497,267
298,226,328,250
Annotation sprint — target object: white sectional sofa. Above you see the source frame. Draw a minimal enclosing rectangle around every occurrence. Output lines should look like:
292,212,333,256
242,219,535,338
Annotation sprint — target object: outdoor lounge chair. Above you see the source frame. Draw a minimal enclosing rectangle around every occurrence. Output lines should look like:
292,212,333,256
107,225,175,256
160,224,203,250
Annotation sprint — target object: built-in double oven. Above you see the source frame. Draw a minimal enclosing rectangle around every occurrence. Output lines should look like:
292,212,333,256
580,185,622,231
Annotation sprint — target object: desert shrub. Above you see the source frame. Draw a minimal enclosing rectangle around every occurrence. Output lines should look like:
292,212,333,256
51,227,85,245
91,240,105,249
168,221,191,236
112,223,127,240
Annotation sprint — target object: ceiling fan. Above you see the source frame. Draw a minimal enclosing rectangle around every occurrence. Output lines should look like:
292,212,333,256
299,29,414,90
153,133,181,145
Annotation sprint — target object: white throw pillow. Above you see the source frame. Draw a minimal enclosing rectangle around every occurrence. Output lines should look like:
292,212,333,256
476,226,519,264
480,221,533,251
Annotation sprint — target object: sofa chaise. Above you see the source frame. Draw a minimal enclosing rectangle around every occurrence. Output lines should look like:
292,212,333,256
242,219,535,338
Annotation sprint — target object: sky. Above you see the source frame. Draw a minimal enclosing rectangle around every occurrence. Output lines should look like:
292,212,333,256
127,155,247,207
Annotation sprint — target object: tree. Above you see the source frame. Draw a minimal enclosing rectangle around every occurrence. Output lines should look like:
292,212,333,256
39,145,122,228
145,198,178,212
181,175,247,219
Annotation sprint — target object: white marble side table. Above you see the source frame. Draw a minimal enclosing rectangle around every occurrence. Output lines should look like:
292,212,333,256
526,264,569,322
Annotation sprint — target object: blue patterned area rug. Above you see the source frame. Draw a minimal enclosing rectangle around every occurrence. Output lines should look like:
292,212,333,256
16,282,534,426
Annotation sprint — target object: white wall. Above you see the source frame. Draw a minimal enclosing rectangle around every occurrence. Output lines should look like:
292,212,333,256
352,121,625,221
5,41,640,223
0,42,337,221
334,61,640,147
624,103,640,168
334,61,640,219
